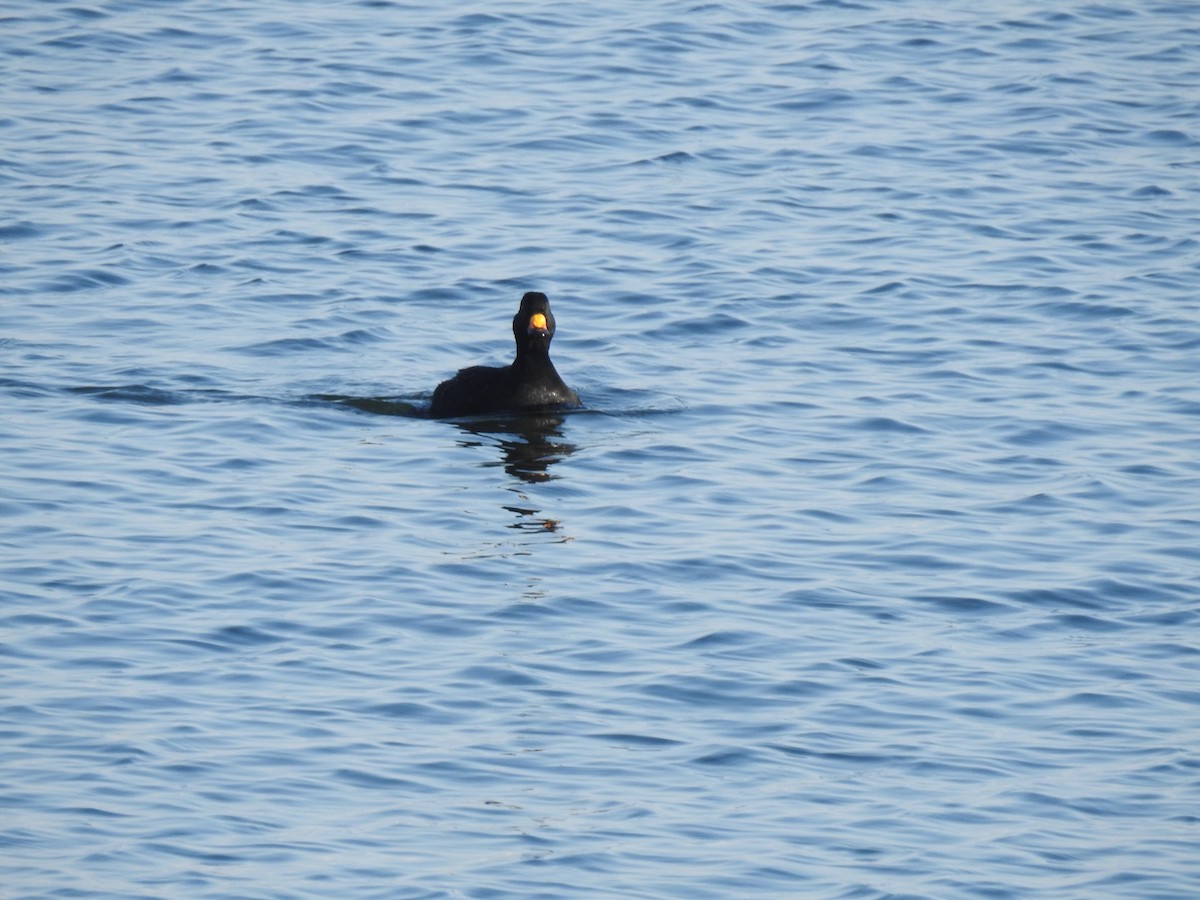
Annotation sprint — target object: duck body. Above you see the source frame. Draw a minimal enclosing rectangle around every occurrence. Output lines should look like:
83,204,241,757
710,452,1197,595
430,356,579,417
429,292,581,418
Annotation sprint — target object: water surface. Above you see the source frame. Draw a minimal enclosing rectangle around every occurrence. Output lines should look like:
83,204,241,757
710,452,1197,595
3,2,1200,898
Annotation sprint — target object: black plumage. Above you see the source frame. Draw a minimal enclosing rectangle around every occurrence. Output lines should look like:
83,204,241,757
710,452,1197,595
429,292,581,418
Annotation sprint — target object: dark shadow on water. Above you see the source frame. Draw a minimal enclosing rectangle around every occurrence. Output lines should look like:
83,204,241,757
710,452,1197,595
314,393,579,484
315,394,429,418
452,413,577,484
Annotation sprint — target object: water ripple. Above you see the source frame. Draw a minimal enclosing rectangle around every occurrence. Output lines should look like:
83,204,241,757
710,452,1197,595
3,2,1200,898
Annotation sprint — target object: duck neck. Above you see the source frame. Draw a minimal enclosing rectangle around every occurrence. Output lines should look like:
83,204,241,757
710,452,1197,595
515,348,550,369
515,345,560,377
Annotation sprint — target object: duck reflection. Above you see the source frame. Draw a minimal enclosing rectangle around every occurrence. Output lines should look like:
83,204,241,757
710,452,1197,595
316,394,577,483
452,413,576,484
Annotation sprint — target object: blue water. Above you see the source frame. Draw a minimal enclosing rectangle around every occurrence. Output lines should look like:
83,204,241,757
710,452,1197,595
4,1,1200,897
